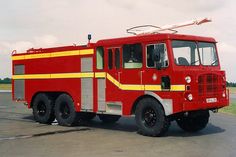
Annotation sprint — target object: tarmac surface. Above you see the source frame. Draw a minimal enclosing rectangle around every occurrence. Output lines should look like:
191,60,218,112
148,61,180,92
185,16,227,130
0,92,236,157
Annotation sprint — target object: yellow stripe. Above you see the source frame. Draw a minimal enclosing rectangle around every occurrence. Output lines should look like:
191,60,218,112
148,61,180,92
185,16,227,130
24,53,51,60
51,50,80,58
144,85,162,91
13,72,94,79
51,73,94,78
95,72,106,78
79,49,94,55
12,72,185,91
12,55,25,60
12,74,51,79
120,84,144,90
12,49,94,60
79,72,94,78
171,85,185,91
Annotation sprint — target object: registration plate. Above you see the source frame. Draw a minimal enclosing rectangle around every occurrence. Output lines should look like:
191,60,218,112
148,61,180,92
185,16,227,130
206,98,217,103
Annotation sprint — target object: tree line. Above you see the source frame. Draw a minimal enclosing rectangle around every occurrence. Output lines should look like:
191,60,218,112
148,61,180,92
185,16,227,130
227,81,236,87
0,78,12,84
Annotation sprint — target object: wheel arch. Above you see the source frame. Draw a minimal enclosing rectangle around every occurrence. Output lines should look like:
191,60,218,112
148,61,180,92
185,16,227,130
131,91,173,116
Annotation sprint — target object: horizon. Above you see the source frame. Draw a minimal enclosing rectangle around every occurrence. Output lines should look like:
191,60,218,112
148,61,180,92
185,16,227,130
0,0,236,82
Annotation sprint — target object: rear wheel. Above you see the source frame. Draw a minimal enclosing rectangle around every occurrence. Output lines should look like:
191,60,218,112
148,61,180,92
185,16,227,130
54,94,79,126
176,110,209,132
135,98,170,137
98,114,121,123
32,93,55,124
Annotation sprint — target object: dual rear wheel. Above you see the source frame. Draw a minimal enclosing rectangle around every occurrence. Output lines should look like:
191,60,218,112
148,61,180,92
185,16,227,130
32,93,55,124
32,93,120,126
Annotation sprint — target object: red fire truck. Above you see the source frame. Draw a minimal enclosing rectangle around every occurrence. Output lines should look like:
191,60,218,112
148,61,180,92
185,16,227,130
12,18,229,136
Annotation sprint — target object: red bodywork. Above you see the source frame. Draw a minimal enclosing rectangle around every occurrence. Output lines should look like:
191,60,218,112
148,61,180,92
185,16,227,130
12,33,229,116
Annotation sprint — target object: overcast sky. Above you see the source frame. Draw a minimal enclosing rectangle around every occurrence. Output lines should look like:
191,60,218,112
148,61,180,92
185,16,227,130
0,0,235,81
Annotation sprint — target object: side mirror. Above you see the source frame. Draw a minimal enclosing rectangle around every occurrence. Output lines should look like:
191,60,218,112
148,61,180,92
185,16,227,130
152,44,164,70
152,47,160,62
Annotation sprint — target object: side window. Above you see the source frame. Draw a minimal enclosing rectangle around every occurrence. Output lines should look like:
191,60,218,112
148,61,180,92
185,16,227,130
146,43,169,68
115,48,120,69
108,49,113,69
96,47,104,70
122,43,142,69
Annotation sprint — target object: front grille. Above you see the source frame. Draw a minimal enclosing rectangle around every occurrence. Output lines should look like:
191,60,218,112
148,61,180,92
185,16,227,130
198,74,223,98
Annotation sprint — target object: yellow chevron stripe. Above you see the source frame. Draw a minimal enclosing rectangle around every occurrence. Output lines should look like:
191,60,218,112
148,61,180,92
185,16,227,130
12,72,185,91
106,73,120,87
12,49,94,60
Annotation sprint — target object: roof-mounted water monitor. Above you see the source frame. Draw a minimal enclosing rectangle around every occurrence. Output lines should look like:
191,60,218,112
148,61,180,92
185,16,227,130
127,17,212,35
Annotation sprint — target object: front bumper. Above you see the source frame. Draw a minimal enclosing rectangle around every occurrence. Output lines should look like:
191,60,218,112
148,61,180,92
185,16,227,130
183,89,229,112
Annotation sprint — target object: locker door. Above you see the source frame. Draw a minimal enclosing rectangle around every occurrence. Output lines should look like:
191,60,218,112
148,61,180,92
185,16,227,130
81,57,93,111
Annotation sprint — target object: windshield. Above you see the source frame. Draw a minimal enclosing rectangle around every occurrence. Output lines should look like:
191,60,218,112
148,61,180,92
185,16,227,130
172,40,199,66
198,42,218,66
172,40,218,66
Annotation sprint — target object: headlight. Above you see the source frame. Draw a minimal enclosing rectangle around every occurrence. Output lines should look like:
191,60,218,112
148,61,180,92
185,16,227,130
187,94,193,101
222,92,226,98
185,76,191,83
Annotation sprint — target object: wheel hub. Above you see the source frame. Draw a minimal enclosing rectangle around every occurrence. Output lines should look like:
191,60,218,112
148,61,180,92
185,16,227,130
37,101,47,116
143,108,157,127
60,103,70,119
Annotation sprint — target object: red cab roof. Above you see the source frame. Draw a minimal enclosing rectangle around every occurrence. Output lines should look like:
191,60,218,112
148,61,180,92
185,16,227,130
96,33,216,47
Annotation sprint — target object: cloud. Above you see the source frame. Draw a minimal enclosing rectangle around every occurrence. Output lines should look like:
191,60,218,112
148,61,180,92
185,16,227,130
105,0,142,10
152,0,226,12
11,41,34,53
34,35,58,47
0,34,58,78
217,42,236,82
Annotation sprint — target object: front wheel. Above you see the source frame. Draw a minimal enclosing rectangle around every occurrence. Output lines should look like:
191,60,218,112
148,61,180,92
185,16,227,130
176,110,209,132
135,98,170,137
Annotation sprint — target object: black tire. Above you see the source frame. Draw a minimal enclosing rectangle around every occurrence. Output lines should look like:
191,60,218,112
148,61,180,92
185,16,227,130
135,98,170,137
32,93,55,124
54,94,79,126
79,112,96,121
176,110,209,132
98,114,121,123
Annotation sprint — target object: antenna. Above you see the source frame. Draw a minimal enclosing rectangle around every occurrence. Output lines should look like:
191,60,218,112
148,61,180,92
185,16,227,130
127,17,212,35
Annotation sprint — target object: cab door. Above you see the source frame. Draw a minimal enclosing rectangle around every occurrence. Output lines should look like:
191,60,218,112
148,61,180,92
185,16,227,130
119,43,143,88
95,47,106,112
142,42,171,91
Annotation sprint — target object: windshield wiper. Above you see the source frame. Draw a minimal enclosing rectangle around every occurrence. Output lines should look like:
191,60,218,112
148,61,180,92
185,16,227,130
190,60,199,65
211,59,218,65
